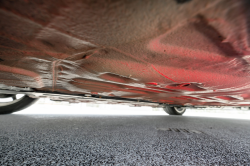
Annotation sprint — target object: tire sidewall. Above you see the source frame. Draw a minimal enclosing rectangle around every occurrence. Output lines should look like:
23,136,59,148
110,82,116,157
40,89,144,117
0,95,38,114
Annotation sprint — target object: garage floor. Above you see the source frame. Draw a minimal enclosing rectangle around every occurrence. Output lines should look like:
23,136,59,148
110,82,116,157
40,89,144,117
0,114,250,165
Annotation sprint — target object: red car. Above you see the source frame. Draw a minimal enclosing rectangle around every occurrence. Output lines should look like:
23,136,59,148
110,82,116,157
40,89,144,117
0,0,249,115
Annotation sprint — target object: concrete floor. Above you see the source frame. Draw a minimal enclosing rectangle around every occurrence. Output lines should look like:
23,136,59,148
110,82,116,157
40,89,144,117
0,114,250,165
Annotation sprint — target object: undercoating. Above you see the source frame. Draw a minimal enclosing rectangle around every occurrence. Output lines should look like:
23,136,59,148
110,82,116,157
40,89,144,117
1,0,250,106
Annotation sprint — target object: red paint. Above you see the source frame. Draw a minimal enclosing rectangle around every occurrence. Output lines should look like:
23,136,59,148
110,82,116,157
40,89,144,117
151,65,177,82
146,82,158,86
216,96,239,101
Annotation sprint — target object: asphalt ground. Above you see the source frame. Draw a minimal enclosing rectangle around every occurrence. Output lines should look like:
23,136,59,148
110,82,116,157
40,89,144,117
1,114,250,165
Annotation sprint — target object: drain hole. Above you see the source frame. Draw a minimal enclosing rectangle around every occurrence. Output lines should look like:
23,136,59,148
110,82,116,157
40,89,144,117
0,58,3,62
179,83,191,87
176,0,192,4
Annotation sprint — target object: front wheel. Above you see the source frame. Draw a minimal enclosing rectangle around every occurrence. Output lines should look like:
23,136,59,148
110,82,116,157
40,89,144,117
163,106,186,115
0,94,38,114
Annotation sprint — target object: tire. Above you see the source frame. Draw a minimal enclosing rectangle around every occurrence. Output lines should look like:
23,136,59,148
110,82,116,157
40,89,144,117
0,95,38,114
163,106,186,115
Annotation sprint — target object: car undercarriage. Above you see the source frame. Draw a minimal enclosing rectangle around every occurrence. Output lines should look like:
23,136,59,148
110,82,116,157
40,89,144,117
1,0,250,114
